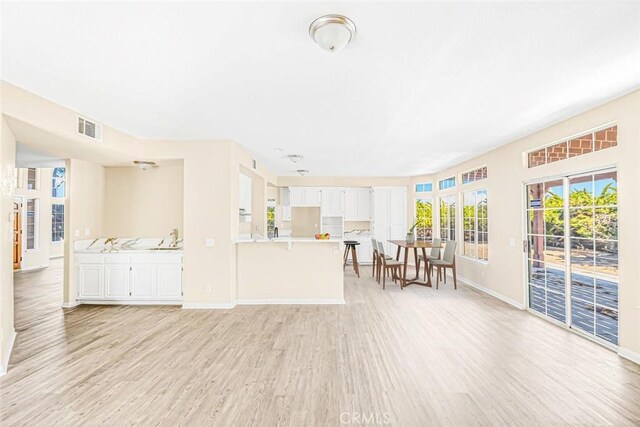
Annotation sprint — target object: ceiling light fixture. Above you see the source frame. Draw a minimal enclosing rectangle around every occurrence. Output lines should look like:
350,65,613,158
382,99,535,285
133,160,156,171
297,169,309,176
287,154,304,163
309,14,356,52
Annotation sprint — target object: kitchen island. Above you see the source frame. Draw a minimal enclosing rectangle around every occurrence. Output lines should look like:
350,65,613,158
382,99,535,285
234,238,344,304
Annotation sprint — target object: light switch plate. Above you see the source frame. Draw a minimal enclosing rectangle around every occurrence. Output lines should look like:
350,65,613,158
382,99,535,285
509,238,516,247
206,238,215,247
84,228,90,236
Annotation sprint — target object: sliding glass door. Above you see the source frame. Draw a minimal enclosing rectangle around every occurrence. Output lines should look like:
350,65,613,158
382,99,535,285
525,169,618,346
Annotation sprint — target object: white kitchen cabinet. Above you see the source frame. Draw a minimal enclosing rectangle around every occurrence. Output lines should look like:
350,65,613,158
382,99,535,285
156,265,182,299
75,252,182,304
356,238,373,264
77,264,104,299
289,187,321,207
373,187,407,254
239,173,252,214
280,188,291,221
345,188,372,221
321,187,344,217
281,205,292,221
104,264,130,299
131,265,156,300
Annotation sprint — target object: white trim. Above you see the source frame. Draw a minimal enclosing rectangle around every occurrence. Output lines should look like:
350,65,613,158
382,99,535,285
182,302,237,309
78,300,183,306
525,121,617,155
618,347,640,366
447,271,525,310
62,301,80,308
237,298,345,305
0,329,17,377
19,264,49,272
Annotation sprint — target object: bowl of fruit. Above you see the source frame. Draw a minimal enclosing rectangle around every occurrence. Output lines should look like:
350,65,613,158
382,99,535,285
314,233,331,240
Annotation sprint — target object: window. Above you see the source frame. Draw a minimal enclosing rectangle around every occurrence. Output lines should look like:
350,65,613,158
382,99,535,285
462,166,487,184
527,125,617,168
52,167,66,198
463,189,488,261
26,168,37,190
415,198,433,241
26,199,37,250
52,204,65,242
415,182,433,193
266,199,275,236
439,194,456,242
438,176,456,190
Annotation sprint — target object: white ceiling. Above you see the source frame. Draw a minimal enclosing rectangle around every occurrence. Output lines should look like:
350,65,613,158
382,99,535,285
2,1,639,176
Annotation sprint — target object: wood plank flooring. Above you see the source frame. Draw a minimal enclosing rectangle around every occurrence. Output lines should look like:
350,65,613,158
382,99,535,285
1,258,639,426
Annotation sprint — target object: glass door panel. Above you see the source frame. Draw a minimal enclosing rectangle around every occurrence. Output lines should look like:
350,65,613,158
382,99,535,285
525,170,618,346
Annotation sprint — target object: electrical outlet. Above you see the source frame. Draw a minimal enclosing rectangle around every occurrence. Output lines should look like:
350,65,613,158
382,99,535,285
206,238,215,247
509,238,516,247
84,228,90,236
206,285,212,293
74,229,80,237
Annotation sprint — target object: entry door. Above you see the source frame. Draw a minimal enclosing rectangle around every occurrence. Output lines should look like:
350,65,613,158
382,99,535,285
13,202,21,270
525,169,619,346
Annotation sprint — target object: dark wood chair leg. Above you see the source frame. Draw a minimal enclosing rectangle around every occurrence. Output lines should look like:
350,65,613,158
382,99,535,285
453,263,457,289
436,266,440,289
343,245,350,268
351,246,360,278
382,265,386,289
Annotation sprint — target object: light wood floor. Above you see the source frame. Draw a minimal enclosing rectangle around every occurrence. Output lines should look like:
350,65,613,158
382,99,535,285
2,258,639,426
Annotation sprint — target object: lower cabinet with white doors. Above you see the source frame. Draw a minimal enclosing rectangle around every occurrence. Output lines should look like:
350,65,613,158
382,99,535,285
76,252,183,305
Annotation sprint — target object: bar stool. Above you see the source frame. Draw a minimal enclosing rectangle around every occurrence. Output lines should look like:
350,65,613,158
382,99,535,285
343,240,360,278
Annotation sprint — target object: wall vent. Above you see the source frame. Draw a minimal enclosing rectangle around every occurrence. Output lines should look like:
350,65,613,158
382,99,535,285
77,116,103,140
252,159,257,169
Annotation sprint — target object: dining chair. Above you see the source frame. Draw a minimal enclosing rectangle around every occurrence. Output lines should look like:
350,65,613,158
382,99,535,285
371,238,378,278
429,240,458,289
376,241,403,289
417,238,441,281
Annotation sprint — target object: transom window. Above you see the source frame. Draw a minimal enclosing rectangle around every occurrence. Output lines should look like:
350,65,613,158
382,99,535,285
438,176,456,191
26,199,37,250
52,167,66,198
463,189,488,261
527,125,617,168
26,168,37,190
439,194,456,242
415,198,433,241
415,182,433,193
462,166,487,184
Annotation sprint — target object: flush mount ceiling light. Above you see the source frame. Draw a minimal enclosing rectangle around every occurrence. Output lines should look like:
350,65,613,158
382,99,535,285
309,14,356,52
287,154,304,163
297,169,309,176
133,160,156,171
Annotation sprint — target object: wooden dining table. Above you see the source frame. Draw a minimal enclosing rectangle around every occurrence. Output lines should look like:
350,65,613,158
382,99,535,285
388,240,441,289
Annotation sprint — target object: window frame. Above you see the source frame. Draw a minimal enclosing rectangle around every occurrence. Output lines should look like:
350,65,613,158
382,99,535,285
438,194,456,243
414,182,433,194
438,176,456,191
462,189,489,263
52,167,66,198
461,165,488,185
525,122,617,169
25,198,39,251
414,197,433,242
26,168,38,190
51,203,65,243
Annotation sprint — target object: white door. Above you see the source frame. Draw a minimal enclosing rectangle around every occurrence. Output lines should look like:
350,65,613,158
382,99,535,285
104,264,130,299
131,265,157,299
156,265,182,299
78,264,104,298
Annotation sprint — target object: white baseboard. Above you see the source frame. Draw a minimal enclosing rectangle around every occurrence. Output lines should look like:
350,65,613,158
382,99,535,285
62,301,80,308
182,302,237,309
78,300,182,306
0,329,17,377
237,298,345,305
444,271,525,310
618,347,640,365
18,264,48,272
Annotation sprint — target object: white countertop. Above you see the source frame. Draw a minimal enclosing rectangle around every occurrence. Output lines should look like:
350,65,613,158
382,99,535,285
234,237,343,244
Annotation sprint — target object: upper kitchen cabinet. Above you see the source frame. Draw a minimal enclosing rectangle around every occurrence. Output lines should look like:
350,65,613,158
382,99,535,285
321,187,344,217
239,173,252,215
344,188,372,221
289,187,321,207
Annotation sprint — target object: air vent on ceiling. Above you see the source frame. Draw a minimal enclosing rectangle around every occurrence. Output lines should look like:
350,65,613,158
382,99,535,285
77,116,103,140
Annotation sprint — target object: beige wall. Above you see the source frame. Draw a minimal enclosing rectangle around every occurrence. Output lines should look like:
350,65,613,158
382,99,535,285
104,162,183,238
0,117,17,374
63,158,105,305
